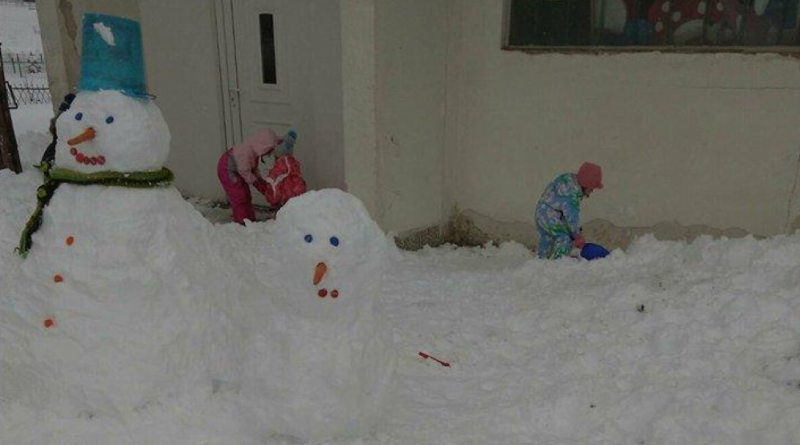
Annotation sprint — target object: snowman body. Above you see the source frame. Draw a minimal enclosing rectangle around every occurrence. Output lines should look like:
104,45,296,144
243,190,396,442
9,89,231,415
20,185,222,413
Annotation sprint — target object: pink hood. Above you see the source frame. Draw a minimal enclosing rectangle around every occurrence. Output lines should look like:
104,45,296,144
230,129,280,184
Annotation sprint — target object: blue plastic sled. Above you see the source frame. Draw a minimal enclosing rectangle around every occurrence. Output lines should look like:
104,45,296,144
581,243,610,261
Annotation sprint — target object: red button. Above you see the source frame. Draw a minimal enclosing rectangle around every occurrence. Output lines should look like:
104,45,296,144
331,290,339,299
53,274,64,283
43,318,55,329
318,289,328,298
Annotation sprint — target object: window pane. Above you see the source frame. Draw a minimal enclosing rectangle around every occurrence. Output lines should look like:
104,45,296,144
259,13,277,84
510,0,800,48
508,0,592,46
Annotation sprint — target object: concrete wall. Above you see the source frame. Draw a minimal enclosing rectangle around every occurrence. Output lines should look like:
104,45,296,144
373,0,448,234
341,0,379,217
341,0,448,235
443,0,800,243
138,0,227,198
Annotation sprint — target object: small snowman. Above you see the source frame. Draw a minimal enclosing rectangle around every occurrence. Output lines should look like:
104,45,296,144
242,189,397,442
5,14,231,418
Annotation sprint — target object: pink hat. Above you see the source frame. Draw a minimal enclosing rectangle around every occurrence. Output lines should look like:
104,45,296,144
577,162,603,191
241,129,280,157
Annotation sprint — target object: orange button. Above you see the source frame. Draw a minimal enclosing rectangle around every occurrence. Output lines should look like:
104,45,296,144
66,236,74,246
54,274,64,283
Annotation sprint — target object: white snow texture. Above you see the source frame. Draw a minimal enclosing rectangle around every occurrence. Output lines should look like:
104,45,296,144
93,22,116,47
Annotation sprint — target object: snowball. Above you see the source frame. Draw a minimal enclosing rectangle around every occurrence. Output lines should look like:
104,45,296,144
93,22,115,46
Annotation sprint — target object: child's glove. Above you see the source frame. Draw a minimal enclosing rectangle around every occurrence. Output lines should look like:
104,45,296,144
573,233,586,249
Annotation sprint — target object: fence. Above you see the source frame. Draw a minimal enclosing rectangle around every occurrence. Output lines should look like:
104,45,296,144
4,79,50,106
2,52,45,76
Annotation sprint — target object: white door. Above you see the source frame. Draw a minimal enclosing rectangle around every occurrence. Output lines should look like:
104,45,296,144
217,0,345,191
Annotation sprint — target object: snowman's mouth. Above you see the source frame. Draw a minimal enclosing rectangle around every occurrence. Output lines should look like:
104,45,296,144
69,146,105,166
313,261,339,299
67,127,105,166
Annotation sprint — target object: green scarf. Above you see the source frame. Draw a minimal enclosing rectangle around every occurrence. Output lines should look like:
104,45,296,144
16,162,174,257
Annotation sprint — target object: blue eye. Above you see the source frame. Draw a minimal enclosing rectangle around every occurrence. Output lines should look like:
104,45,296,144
329,236,339,247
304,234,313,243
105,116,114,124
75,112,83,121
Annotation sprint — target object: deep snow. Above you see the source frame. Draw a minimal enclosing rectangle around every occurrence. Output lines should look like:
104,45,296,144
0,2,43,54
1,163,799,444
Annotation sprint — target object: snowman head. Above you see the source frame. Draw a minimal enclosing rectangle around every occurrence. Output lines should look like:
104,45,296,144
54,90,170,173
272,189,389,320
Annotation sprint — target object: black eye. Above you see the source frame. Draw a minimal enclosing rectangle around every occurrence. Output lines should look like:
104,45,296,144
106,116,114,124
304,234,313,243
329,236,339,247
75,112,83,121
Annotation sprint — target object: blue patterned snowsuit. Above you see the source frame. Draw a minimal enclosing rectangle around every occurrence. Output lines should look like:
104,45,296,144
535,173,584,259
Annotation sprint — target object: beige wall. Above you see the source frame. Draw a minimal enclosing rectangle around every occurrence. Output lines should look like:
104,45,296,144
341,0,379,217
373,0,448,233
443,0,800,239
138,0,227,198
39,0,800,240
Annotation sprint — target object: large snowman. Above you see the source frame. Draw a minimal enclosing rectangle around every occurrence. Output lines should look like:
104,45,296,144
241,189,397,442
2,14,231,419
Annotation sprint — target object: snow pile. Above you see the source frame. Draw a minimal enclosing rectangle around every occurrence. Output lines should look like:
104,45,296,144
380,236,800,445
0,2,43,54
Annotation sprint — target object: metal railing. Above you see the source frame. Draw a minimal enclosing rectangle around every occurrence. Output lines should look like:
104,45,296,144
6,80,51,105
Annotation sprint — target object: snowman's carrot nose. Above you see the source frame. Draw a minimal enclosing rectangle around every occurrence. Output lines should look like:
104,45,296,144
67,127,96,145
313,262,327,285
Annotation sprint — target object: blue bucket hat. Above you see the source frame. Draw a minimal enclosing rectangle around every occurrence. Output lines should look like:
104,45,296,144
78,13,149,99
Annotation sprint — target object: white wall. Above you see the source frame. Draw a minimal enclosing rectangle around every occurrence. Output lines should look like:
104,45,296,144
443,0,800,237
138,0,227,199
340,0,448,234
341,0,379,217
299,0,346,192
373,0,448,233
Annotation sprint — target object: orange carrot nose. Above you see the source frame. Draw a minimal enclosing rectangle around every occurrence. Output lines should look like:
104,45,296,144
313,262,328,286
67,127,96,146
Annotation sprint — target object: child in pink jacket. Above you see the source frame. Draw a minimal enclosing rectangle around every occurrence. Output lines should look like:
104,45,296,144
216,129,283,224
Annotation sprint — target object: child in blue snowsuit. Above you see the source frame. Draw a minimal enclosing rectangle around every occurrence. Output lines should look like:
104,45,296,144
535,162,603,259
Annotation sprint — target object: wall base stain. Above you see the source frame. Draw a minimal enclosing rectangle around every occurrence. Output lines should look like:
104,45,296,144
432,208,754,252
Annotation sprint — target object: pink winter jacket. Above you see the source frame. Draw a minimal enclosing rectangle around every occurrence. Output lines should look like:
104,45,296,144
229,129,281,185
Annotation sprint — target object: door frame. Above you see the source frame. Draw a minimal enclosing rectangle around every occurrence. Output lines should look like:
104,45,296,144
214,0,243,148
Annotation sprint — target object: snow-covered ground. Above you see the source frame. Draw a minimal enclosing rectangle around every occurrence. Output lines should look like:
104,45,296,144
0,1,43,54
1,162,799,444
